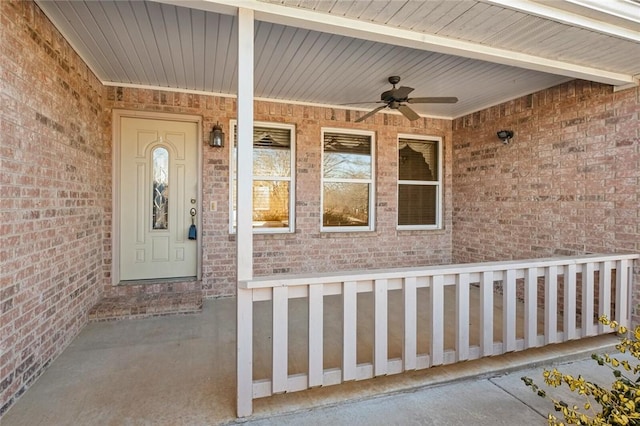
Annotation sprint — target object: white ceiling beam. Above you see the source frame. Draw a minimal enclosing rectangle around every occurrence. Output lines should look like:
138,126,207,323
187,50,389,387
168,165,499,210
156,0,637,87
562,0,640,26
484,0,640,42
152,0,238,16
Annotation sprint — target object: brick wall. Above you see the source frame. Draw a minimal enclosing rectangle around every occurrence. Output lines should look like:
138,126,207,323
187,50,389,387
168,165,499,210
105,89,454,298
451,80,640,322
0,1,108,416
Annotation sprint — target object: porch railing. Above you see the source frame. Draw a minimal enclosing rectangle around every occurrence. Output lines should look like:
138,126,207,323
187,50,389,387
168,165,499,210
236,253,638,416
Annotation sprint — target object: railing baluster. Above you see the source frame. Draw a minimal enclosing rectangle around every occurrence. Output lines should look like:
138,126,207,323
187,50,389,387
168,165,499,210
503,269,516,352
403,276,417,370
598,261,612,333
545,265,558,344
456,273,470,361
308,284,324,387
431,275,444,366
582,262,595,336
480,271,494,356
272,286,288,393
524,267,538,348
564,264,577,340
343,281,357,381
374,279,388,376
616,259,630,327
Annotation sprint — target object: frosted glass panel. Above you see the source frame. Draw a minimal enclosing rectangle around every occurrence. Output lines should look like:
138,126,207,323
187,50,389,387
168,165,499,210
152,147,169,230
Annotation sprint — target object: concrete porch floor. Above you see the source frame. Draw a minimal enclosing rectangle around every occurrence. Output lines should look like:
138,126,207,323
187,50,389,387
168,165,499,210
2,297,621,425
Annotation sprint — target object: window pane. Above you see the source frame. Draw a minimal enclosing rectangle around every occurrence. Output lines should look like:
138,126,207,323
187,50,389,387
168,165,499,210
398,184,437,226
323,152,371,179
232,179,290,229
323,182,369,227
398,140,438,181
231,123,294,233
254,146,290,177
323,132,371,179
152,147,169,230
253,180,289,228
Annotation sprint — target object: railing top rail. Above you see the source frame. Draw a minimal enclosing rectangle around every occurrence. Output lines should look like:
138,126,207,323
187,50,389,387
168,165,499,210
239,253,639,289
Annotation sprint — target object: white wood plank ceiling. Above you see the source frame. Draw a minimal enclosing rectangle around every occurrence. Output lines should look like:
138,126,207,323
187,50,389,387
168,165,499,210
35,0,640,119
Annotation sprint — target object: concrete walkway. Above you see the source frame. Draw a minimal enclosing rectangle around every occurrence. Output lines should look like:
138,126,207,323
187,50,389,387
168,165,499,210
242,353,634,426
2,298,630,425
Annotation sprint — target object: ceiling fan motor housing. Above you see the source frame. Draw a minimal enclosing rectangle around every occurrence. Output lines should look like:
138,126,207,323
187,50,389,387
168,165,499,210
381,76,406,103
381,89,401,103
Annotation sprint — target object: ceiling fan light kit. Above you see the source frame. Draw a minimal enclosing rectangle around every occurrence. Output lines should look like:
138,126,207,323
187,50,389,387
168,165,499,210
355,76,458,123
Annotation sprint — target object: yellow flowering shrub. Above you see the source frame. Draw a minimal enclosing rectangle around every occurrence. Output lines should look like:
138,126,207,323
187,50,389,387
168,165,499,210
522,316,640,425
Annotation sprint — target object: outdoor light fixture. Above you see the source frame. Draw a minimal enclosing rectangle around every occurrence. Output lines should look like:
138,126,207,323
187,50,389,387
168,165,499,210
497,130,514,144
209,121,225,147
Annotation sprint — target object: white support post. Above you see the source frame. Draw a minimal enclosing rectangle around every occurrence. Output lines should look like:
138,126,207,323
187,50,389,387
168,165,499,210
479,271,494,357
430,275,444,366
236,288,253,417
524,267,538,348
342,281,357,381
564,264,577,340
582,262,595,336
374,279,388,376
456,273,470,361
598,261,612,333
308,285,324,387
236,7,255,419
503,269,516,352
545,265,558,344
272,286,288,393
616,259,630,327
403,277,417,370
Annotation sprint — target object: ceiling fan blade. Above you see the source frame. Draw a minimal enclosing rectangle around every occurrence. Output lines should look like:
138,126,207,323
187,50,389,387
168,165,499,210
355,105,387,123
393,86,414,99
407,97,458,104
397,105,420,121
340,101,382,105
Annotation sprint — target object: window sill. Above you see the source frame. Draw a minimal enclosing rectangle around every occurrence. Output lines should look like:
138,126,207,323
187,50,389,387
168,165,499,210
396,227,447,236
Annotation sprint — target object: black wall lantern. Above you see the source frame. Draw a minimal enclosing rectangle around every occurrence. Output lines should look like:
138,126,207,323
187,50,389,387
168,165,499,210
497,130,514,144
209,121,225,147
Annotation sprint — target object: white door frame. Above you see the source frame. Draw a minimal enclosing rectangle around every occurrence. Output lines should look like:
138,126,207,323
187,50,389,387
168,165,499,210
112,109,203,285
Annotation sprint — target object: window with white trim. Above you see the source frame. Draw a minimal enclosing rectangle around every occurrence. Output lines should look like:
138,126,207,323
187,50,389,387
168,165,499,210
321,128,375,232
397,135,442,229
230,121,295,233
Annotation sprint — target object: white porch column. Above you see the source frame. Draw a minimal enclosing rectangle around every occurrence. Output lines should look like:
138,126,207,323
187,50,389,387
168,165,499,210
236,6,254,418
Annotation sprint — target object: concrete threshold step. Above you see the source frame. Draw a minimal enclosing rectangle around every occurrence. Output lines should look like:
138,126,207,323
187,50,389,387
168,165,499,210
88,290,203,321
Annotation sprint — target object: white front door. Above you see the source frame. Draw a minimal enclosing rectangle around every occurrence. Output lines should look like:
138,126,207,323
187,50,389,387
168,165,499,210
119,117,198,280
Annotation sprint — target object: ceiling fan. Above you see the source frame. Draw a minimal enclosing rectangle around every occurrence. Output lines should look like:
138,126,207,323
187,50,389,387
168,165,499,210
352,76,458,122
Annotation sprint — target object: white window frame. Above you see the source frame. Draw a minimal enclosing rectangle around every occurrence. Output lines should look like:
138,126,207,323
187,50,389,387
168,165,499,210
229,120,296,234
321,127,376,233
396,134,443,230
